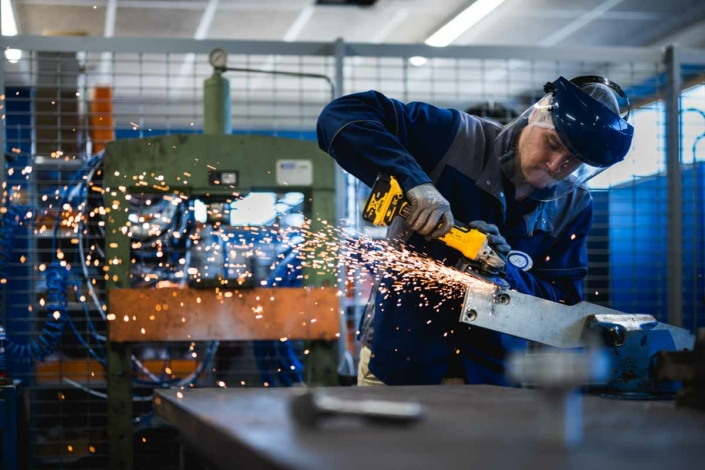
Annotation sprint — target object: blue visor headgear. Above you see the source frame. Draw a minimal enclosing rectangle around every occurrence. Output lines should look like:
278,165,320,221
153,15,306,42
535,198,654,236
495,75,635,201
545,76,634,168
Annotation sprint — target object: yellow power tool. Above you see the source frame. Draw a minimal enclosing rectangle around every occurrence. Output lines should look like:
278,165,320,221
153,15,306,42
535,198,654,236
363,173,509,288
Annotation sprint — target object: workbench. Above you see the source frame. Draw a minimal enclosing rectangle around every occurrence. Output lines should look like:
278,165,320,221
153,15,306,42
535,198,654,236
154,385,705,470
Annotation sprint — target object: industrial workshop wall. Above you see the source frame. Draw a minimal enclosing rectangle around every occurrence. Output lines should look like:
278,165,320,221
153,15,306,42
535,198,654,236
0,37,338,469
0,35,703,468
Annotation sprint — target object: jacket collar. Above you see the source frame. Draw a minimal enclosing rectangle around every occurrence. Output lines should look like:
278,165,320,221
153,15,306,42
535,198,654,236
474,120,521,212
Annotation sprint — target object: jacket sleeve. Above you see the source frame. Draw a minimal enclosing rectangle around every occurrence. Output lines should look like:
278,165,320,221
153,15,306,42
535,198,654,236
504,200,593,305
316,90,460,191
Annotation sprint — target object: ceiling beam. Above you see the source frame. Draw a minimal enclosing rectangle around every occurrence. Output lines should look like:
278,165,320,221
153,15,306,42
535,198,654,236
652,17,705,48
623,1,705,47
403,0,626,107
505,9,657,21
369,7,409,43
193,0,218,40
284,4,315,42
480,0,624,89
538,0,624,47
15,0,454,13
245,1,317,96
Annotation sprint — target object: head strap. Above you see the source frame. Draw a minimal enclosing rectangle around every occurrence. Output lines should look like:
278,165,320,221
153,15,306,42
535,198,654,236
544,75,631,121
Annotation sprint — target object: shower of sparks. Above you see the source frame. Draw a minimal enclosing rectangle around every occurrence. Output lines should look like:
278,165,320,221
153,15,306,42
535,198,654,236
14,174,494,312
5,155,503,367
294,220,496,310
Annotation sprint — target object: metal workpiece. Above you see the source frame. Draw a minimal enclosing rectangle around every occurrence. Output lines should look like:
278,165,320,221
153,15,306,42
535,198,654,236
154,386,705,470
290,390,422,428
460,286,696,396
460,286,695,350
460,286,624,349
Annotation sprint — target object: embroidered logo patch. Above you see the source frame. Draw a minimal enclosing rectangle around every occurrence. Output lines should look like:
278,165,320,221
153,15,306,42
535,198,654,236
507,250,533,271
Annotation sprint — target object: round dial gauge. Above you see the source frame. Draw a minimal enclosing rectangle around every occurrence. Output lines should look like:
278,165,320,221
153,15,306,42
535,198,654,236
209,48,228,69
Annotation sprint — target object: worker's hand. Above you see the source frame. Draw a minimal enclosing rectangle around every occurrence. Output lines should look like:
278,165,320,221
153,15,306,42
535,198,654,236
468,220,511,255
405,183,454,239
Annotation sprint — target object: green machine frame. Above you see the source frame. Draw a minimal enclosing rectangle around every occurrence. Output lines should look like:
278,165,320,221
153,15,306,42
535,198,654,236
102,65,339,469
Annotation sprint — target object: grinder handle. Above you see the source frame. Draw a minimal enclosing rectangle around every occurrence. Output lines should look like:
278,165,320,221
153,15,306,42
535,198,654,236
399,206,488,261
364,174,489,261
437,223,488,261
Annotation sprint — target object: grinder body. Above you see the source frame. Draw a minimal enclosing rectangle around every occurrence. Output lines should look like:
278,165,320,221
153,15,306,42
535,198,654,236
362,174,508,287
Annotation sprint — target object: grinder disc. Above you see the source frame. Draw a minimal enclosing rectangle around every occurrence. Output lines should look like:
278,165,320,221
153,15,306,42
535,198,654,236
462,266,510,289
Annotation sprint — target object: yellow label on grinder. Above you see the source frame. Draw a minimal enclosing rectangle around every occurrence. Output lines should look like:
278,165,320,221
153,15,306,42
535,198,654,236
439,226,487,261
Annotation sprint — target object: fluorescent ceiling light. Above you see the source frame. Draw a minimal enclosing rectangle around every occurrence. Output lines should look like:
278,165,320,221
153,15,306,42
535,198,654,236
408,0,504,67
425,0,505,48
1,0,18,36
409,56,428,67
284,6,314,42
1,0,22,64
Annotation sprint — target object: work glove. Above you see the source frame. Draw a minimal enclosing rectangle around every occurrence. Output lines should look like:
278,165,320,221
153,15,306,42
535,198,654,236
468,220,511,255
405,183,454,239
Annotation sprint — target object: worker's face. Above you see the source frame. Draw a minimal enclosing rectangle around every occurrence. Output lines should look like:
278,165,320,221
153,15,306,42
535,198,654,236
515,126,582,189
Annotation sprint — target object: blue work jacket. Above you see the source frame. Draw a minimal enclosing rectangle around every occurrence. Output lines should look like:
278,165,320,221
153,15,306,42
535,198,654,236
317,91,593,386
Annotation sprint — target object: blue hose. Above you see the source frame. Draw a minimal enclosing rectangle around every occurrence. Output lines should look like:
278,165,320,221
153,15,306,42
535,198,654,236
0,204,33,297
4,259,69,364
0,155,214,391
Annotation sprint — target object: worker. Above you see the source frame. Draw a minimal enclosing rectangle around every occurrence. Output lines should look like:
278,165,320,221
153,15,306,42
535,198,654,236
317,76,634,386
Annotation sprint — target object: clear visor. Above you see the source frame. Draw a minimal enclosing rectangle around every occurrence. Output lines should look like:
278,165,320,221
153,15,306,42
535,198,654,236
497,94,607,202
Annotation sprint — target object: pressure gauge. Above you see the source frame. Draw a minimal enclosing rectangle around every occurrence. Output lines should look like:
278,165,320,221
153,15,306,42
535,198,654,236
209,48,227,69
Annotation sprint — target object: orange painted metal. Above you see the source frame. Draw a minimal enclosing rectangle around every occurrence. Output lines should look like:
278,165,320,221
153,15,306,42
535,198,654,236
108,287,340,342
89,86,114,154
33,359,198,383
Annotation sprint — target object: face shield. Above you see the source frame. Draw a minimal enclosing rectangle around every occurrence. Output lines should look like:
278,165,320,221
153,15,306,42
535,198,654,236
497,76,634,201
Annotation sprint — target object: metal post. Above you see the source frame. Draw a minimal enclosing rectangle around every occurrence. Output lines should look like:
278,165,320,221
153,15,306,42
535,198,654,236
0,8,6,199
334,38,344,100
0,10,6,331
105,175,134,470
332,38,354,376
665,45,683,327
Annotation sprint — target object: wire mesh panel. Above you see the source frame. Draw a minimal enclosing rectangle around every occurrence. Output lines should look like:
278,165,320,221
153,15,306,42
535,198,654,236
341,47,679,320
1,40,336,469
680,61,705,332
